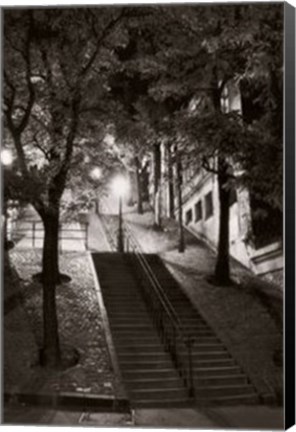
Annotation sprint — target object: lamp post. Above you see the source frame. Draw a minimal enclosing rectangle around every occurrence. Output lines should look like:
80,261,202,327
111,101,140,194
1,149,14,249
90,167,102,215
111,176,129,253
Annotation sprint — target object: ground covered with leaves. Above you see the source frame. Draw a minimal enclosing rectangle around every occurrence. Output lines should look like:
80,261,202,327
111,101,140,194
4,249,119,398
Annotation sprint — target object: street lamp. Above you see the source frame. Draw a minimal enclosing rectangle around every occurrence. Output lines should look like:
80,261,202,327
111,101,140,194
90,167,102,181
90,167,102,214
111,175,129,253
1,149,13,167
1,149,14,249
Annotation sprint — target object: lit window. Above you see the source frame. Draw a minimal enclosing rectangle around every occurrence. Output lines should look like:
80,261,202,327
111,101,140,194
205,192,214,219
221,86,229,114
195,201,203,222
185,209,193,225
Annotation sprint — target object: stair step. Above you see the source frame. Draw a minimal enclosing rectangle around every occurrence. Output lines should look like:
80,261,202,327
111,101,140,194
193,366,241,376
111,323,153,328
107,307,148,314
132,399,191,408
129,387,188,401
195,384,255,398
125,377,184,390
120,360,173,370
104,297,143,303
114,335,161,343
123,369,180,380
112,330,157,337
107,312,150,318
179,337,219,344
117,344,165,353
178,318,206,323
183,344,226,352
196,393,260,406
192,359,236,368
183,329,214,336
187,351,230,361
118,352,170,361
195,374,248,386
111,326,155,333
104,293,142,298
178,323,210,329
104,300,146,306
110,318,152,325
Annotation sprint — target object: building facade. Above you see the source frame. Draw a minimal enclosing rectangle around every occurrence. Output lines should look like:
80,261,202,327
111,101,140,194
148,81,283,287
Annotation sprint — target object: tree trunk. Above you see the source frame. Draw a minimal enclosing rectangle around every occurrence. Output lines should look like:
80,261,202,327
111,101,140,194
215,157,231,285
167,142,175,218
176,148,185,253
135,157,143,214
41,211,61,367
3,199,8,248
153,143,162,229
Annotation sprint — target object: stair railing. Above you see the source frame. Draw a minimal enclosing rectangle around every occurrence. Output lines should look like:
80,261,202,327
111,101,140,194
123,222,195,399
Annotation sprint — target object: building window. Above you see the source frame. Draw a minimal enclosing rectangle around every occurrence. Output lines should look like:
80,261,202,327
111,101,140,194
195,200,203,222
250,189,283,249
221,86,229,113
185,209,193,225
229,187,237,206
205,192,213,219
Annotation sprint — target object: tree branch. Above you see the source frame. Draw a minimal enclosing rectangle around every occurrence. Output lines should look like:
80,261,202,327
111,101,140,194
201,156,219,175
51,94,81,198
32,132,51,160
79,9,126,79
32,114,52,136
3,71,16,128
18,12,35,134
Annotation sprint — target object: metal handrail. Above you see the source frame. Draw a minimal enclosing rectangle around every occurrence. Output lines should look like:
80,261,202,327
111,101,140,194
124,223,182,329
123,222,195,399
100,213,195,398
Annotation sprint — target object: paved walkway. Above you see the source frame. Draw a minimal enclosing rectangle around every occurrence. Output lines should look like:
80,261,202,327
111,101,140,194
86,212,111,252
13,205,86,252
3,401,284,428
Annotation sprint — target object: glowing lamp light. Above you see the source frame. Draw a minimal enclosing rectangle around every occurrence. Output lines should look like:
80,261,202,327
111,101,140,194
111,176,129,198
90,167,102,180
1,149,13,166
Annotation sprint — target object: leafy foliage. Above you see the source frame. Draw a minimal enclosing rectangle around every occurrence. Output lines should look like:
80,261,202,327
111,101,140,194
3,8,129,214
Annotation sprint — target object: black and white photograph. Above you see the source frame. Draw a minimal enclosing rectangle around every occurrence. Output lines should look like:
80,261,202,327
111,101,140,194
1,1,294,429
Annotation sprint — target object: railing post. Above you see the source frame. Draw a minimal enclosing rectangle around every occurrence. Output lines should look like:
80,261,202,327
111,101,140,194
186,335,195,399
59,225,62,254
126,234,129,253
85,223,89,250
32,222,35,248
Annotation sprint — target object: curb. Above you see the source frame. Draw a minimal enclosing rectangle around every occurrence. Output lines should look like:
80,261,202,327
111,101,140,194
4,391,130,413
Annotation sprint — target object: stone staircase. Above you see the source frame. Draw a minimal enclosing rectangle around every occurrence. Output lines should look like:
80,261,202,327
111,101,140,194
92,251,260,407
92,253,190,408
143,254,260,405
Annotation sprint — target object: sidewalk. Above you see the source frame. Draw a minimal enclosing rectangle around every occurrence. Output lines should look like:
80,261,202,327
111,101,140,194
86,212,112,252
13,205,86,252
